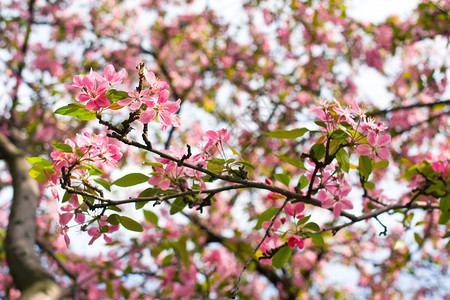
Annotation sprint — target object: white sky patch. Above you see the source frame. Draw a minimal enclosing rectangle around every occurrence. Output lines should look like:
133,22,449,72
346,0,421,24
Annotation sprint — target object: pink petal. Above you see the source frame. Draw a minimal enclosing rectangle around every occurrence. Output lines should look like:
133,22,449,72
85,100,97,111
59,213,73,226
117,98,132,106
104,64,115,81
333,202,342,218
158,112,172,127
75,213,85,224
160,179,171,190
64,233,71,247
140,110,156,124
97,96,111,108
287,235,296,247
378,148,391,160
103,234,113,244
284,202,294,216
130,101,142,111
77,93,90,102
158,90,170,104
340,199,353,210
144,70,156,85
366,131,377,145
322,199,335,209
356,144,371,156
376,134,391,146
294,203,305,214
148,174,162,186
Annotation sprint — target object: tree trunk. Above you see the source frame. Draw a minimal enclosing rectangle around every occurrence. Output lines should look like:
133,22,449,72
0,133,63,300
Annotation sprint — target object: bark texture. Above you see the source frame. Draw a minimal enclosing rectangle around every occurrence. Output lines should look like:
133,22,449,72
0,133,63,300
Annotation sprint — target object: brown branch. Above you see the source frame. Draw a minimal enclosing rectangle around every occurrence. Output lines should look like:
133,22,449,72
368,99,450,117
320,201,439,235
231,198,291,298
36,239,78,282
0,133,63,299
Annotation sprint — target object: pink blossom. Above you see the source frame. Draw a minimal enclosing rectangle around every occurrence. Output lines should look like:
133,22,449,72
87,227,102,245
144,69,169,92
73,72,110,111
202,128,230,152
284,202,305,217
317,190,353,218
357,131,391,160
287,235,304,249
118,90,150,110
140,90,181,131
97,64,126,86
148,163,176,190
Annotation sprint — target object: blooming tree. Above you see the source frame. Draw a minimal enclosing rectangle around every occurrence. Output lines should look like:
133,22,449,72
0,0,449,299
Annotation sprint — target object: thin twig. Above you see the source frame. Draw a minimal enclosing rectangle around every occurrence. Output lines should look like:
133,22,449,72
230,198,290,298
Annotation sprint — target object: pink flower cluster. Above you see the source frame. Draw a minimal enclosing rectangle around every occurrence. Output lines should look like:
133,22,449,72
65,64,126,111
202,128,230,153
65,65,181,131
118,69,181,131
148,146,206,191
312,100,391,161
51,132,122,174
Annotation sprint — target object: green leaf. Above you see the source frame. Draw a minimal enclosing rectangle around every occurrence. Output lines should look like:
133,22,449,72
330,129,348,139
76,112,96,121
335,148,349,173
438,194,450,225
229,146,241,156
105,279,114,298
105,89,129,102
274,173,290,187
112,173,149,187
233,161,256,170
255,207,279,230
272,246,292,269
306,232,325,247
62,191,73,203
304,222,320,232
162,254,173,266
207,159,224,173
170,197,186,215
358,156,373,179
310,143,326,161
373,160,389,169
107,214,120,226
414,232,423,245
297,175,309,190
107,206,121,212
143,210,159,226
135,201,148,209
364,181,375,190
297,215,311,226
52,143,73,153
314,121,326,128
119,216,143,232
54,104,83,116
138,188,158,198
26,157,54,168
275,154,306,170
87,164,105,176
28,166,49,182
75,147,84,157
266,128,308,139
142,161,164,168
93,178,111,192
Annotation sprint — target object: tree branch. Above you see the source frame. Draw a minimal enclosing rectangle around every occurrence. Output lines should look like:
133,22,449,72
0,133,63,300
